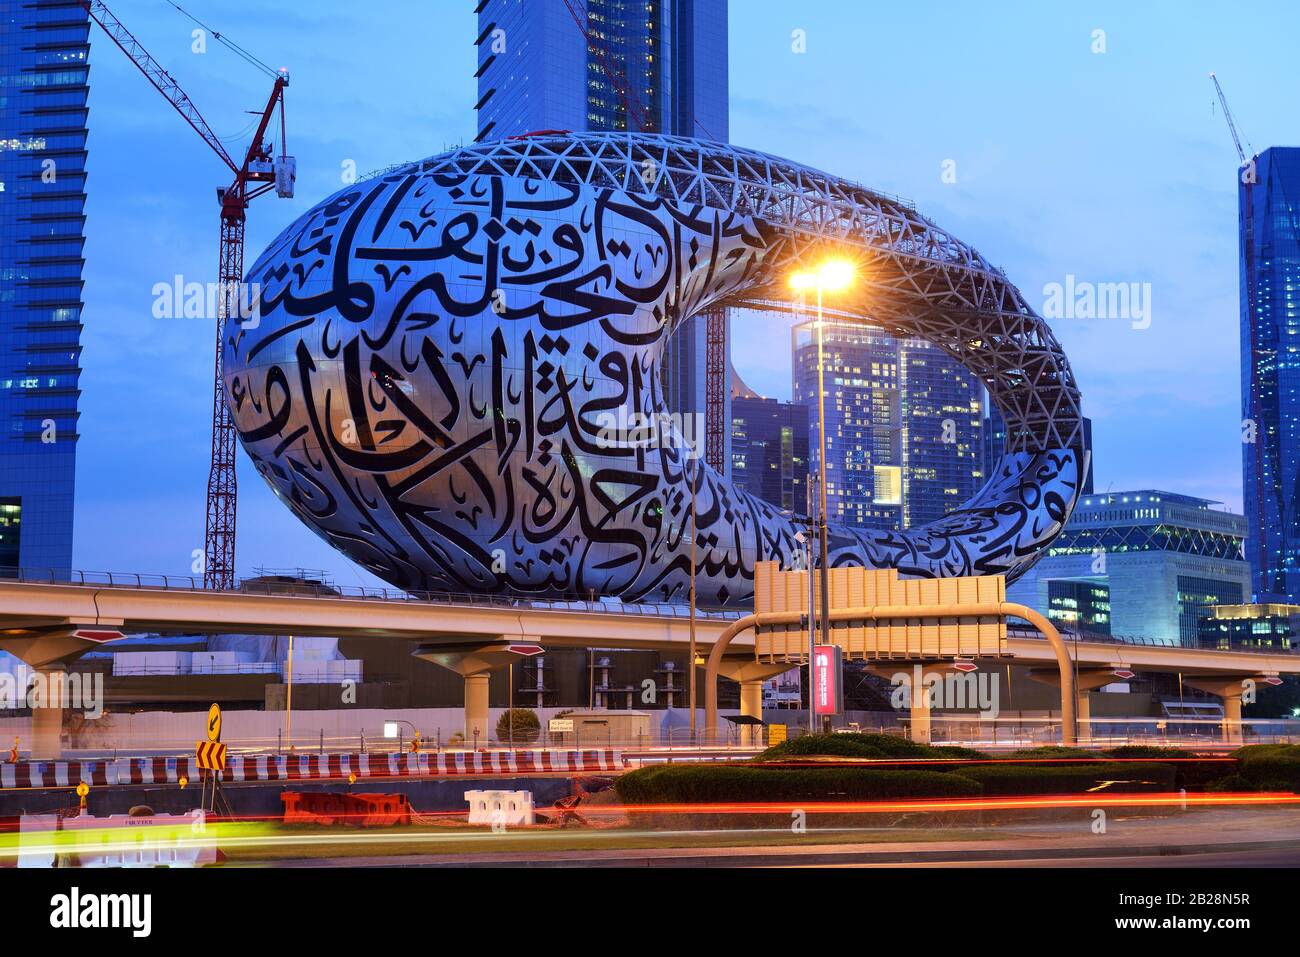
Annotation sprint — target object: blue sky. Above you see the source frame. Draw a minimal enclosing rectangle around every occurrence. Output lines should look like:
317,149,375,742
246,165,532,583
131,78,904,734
74,0,1300,583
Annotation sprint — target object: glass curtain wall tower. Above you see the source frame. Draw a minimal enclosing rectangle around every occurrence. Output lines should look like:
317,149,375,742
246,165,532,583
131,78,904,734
1241,147,1300,603
0,0,87,577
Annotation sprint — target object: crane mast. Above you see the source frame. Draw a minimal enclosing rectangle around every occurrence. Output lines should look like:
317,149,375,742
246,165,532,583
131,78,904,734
85,1,293,589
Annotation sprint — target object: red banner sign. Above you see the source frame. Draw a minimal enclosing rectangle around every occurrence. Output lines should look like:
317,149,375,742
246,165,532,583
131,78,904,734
812,644,843,716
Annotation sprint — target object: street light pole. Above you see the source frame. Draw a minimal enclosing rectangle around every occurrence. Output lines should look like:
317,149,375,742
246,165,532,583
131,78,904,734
285,633,294,750
688,453,698,739
815,286,831,657
804,526,816,734
790,259,855,736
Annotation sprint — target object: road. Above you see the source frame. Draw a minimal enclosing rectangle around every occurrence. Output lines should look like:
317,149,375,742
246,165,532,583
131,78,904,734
225,805,1300,868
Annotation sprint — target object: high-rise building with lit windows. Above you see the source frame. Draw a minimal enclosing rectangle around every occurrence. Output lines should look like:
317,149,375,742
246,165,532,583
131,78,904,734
730,373,808,512
474,0,731,475
1008,491,1250,645
0,0,87,576
1240,147,1300,603
791,321,984,530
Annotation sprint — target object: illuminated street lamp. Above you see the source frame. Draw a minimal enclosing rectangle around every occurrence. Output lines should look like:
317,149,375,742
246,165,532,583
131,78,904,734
789,259,855,721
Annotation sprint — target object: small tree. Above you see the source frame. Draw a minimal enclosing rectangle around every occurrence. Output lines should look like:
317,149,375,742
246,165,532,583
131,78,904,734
496,708,540,744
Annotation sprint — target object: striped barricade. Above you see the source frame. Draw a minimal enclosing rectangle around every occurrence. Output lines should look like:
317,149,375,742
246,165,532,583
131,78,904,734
0,760,111,789
1,749,625,788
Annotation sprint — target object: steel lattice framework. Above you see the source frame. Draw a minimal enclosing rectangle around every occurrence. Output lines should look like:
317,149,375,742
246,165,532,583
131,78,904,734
228,132,1087,602
402,132,1084,453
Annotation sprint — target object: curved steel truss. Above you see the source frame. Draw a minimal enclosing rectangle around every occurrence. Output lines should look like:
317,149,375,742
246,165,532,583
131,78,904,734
405,132,1083,452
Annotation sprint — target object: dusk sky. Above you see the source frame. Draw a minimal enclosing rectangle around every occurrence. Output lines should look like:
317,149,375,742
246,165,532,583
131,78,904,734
73,0,1300,584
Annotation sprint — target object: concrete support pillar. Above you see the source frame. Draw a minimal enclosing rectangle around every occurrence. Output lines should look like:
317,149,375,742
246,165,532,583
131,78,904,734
867,663,965,744
739,679,764,748
464,673,490,746
1029,666,1127,743
1222,693,1243,745
30,665,66,759
1181,676,1259,745
0,626,124,761
1076,691,1093,743
715,656,794,747
910,686,934,743
413,638,542,748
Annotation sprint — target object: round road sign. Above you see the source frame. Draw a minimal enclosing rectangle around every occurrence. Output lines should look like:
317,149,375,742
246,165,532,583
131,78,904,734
207,703,222,742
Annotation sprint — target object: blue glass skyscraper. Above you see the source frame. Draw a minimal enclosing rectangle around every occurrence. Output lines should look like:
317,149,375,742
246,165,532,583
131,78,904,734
0,0,87,576
791,321,985,530
475,0,727,142
475,0,730,472
1241,147,1300,603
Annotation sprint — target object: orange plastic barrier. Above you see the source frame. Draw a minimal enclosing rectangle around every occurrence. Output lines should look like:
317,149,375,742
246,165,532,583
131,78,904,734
280,791,412,827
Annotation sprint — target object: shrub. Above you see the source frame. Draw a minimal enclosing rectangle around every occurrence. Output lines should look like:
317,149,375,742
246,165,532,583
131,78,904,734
1102,745,1230,790
753,733,889,762
1104,745,1192,760
614,764,980,804
753,732,986,763
952,761,1177,796
931,745,992,761
1231,744,1300,792
838,733,937,758
495,708,540,744
1002,747,1095,760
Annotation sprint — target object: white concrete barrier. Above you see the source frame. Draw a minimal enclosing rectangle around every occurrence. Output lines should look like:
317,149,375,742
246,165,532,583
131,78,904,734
465,789,535,826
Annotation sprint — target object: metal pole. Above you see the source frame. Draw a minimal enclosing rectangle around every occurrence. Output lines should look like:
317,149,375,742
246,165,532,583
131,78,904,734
807,528,816,734
509,662,514,747
815,287,830,655
285,634,294,750
688,454,698,737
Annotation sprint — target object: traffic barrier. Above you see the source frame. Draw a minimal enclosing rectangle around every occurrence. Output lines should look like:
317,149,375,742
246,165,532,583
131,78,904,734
465,789,535,825
1,749,624,789
18,809,216,868
281,791,411,827
0,760,111,789
116,756,199,785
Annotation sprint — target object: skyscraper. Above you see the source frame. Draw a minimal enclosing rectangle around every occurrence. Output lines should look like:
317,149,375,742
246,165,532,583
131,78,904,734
792,320,984,530
475,0,730,474
1008,490,1249,646
730,373,808,512
0,0,87,576
1240,147,1300,603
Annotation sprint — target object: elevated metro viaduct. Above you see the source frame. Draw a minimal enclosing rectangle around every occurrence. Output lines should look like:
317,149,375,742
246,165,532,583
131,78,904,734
0,578,1295,757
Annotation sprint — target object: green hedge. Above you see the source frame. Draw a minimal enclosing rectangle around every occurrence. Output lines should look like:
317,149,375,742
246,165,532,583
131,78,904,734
931,745,992,761
951,761,1177,796
1002,747,1095,760
753,733,989,763
1230,744,1300,792
753,734,890,761
1103,745,1192,760
614,764,980,804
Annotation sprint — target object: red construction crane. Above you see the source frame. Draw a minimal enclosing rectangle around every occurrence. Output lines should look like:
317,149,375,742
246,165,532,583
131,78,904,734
1211,72,1269,593
84,1,294,589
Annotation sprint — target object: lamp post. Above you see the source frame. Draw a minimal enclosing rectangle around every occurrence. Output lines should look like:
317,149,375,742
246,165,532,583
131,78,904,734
789,260,855,689
285,634,294,751
688,450,698,740
794,527,815,733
